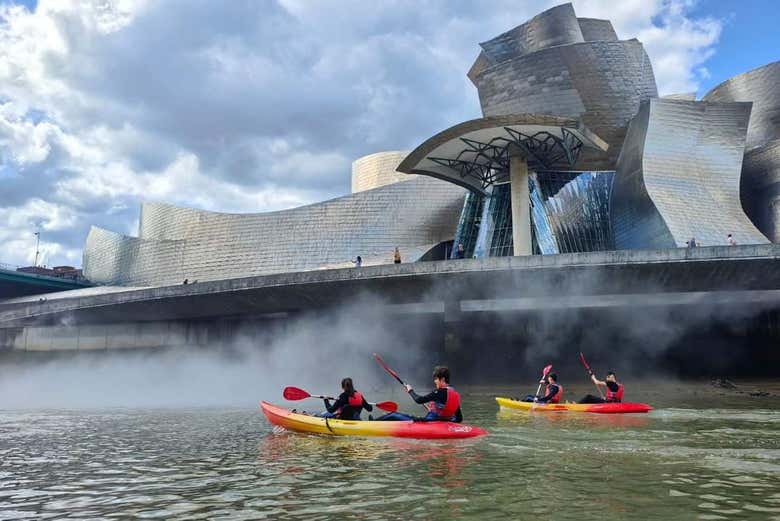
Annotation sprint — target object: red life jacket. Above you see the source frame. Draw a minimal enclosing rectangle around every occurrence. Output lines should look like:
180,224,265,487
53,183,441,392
606,383,624,402
336,391,364,417
430,386,461,418
547,383,563,403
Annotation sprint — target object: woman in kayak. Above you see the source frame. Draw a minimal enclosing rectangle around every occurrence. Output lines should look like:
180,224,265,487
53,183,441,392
522,373,563,403
318,377,373,420
578,371,624,404
378,366,463,422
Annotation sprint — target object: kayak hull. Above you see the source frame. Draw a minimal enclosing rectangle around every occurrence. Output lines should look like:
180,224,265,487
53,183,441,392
495,396,652,414
260,401,488,439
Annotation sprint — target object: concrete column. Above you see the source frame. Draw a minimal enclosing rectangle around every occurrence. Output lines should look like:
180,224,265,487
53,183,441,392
510,154,532,255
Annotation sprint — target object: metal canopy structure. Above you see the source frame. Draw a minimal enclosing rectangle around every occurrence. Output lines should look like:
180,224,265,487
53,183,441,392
397,114,608,194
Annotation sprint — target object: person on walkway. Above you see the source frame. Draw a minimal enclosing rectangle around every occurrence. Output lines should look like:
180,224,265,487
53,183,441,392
454,243,465,259
578,371,624,404
686,237,697,248
393,247,401,264
727,234,737,246
317,377,373,420
352,255,362,267
522,373,563,404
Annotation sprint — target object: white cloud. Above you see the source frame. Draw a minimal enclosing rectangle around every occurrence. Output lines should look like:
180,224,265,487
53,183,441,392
0,0,726,267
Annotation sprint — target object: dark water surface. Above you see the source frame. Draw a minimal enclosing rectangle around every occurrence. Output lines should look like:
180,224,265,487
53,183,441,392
1,382,779,520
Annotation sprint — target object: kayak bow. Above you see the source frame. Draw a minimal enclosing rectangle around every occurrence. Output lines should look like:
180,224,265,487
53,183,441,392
495,396,652,414
260,401,488,439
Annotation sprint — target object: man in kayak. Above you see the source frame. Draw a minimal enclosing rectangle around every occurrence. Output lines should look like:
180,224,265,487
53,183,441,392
317,377,373,420
377,366,463,422
522,373,563,403
578,371,624,404
404,365,463,422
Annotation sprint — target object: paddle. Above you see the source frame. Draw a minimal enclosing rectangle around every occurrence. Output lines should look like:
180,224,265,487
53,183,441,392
373,353,428,412
282,386,398,412
533,364,553,401
579,352,605,399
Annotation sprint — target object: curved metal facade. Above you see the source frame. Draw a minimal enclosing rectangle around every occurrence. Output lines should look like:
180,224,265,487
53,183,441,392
611,99,769,249
351,150,412,193
84,177,466,286
703,61,780,149
703,61,780,242
742,140,780,243
468,4,657,170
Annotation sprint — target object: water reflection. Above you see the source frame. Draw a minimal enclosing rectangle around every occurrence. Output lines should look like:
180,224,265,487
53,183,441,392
0,388,778,520
496,409,651,429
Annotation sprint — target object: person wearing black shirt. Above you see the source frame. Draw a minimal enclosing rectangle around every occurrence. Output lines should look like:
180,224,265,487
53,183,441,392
521,373,563,403
579,371,624,404
318,377,373,420
378,366,463,422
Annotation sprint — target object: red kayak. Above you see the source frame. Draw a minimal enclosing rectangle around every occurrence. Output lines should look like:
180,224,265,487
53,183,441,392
260,401,488,439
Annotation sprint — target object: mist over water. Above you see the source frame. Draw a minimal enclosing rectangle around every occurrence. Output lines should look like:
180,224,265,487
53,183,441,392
0,298,438,409
2,287,778,409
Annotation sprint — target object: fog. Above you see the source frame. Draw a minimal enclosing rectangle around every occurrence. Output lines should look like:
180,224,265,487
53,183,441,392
1,266,778,409
0,298,434,409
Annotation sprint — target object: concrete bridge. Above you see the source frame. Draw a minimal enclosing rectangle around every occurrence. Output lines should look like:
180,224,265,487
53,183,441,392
1,244,779,357
0,266,92,299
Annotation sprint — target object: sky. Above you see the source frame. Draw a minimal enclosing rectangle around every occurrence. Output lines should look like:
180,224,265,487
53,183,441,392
0,0,777,268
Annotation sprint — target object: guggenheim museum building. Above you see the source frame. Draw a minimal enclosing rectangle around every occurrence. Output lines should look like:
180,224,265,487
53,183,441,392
83,3,780,287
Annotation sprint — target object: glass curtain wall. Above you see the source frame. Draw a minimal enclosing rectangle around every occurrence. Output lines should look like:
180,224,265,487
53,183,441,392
451,171,615,257
530,171,615,254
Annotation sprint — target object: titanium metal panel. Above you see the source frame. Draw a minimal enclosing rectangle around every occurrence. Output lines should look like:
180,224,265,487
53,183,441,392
84,177,466,286
703,61,780,242
742,140,780,243
351,150,412,193
470,39,657,169
703,61,780,149
577,18,618,42
611,99,769,249
478,3,583,64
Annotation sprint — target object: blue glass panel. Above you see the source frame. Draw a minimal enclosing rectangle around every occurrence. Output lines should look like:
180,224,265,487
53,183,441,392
452,171,615,258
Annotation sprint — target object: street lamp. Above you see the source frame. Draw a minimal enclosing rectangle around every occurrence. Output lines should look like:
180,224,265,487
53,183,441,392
33,231,40,268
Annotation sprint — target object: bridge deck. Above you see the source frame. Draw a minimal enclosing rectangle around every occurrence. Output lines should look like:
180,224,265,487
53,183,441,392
1,244,778,328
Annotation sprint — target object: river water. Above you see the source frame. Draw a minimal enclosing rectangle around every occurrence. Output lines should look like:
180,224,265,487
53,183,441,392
1,382,779,520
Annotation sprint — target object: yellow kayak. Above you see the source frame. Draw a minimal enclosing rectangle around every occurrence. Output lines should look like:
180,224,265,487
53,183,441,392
260,401,488,438
495,397,652,414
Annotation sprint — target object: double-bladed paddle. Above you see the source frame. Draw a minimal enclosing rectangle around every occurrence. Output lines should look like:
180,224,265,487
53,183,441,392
282,386,398,412
533,364,553,400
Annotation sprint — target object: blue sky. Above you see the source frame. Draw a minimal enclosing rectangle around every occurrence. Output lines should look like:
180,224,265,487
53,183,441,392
692,0,779,93
0,0,777,267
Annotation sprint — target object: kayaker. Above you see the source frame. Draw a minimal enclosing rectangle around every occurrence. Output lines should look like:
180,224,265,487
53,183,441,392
377,366,463,422
401,365,463,422
318,377,373,420
522,373,563,403
578,371,624,404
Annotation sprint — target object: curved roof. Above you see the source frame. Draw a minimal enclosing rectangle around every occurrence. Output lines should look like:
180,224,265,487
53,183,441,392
397,114,608,193
703,61,780,149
